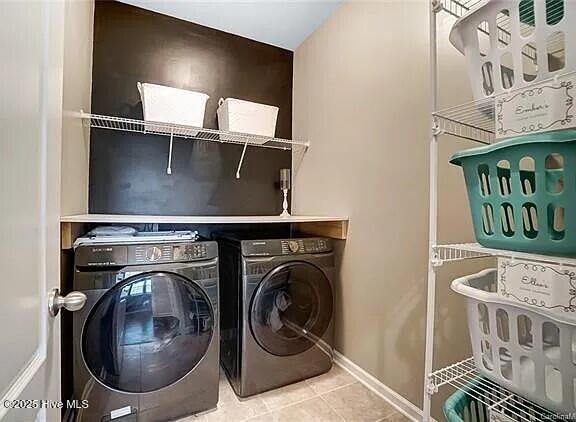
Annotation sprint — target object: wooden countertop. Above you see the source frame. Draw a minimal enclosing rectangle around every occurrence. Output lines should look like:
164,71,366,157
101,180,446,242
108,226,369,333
61,214,348,224
60,214,349,248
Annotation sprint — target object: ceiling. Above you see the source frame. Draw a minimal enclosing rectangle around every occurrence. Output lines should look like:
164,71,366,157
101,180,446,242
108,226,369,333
118,0,342,51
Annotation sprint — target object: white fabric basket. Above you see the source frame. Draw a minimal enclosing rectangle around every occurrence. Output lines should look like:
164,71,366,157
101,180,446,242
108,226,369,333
217,98,278,141
449,0,575,100
452,268,576,415
137,82,209,134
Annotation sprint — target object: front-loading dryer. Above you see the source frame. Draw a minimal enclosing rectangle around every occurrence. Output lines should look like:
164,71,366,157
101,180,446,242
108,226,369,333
217,235,334,398
71,234,219,421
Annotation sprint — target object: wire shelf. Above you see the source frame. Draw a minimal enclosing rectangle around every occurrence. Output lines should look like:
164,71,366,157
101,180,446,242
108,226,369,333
433,97,495,144
432,243,492,264
429,358,562,421
80,112,309,151
434,68,576,144
432,243,576,267
441,0,485,19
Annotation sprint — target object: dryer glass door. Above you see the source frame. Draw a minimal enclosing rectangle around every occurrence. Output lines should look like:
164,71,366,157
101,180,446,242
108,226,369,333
250,262,333,356
82,272,214,393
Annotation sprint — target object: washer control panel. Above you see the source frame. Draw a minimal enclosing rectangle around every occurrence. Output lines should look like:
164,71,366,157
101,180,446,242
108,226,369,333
302,238,329,253
134,244,172,263
172,243,208,261
281,239,305,254
133,243,208,263
242,238,332,256
75,241,216,267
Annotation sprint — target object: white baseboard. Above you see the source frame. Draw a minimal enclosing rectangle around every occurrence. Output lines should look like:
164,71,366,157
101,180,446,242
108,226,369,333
334,351,436,422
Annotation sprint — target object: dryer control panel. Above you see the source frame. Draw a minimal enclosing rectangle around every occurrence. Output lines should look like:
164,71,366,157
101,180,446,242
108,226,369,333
241,238,332,256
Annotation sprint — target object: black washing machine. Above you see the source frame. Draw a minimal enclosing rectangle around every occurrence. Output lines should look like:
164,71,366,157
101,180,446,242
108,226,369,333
217,234,335,397
71,234,219,421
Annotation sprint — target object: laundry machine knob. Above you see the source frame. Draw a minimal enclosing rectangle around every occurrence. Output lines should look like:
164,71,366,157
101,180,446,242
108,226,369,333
288,240,299,253
146,246,162,261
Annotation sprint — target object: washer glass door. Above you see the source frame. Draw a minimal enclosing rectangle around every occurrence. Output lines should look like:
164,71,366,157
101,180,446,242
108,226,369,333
250,261,333,356
82,272,213,393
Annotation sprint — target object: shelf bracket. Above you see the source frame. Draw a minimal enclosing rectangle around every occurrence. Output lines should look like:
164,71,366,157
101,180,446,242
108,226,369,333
167,130,174,175
430,249,443,267
236,142,249,179
425,376,438,396
432,0,443,13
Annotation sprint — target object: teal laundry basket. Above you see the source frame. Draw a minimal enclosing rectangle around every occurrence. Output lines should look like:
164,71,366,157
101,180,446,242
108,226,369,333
450,130,576,256
442,384,557,422
519,0,564,25
443,387,487,422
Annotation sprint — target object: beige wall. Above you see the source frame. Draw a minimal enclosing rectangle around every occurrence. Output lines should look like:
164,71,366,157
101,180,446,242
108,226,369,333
61,0,94,216
293,1,493,417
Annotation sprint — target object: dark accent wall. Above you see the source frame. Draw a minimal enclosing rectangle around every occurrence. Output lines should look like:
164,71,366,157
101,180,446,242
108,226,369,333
89,1,292,215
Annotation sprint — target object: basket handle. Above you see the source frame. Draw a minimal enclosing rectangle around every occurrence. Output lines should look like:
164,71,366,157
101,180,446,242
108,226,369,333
218,97,225,107
451,269,498,301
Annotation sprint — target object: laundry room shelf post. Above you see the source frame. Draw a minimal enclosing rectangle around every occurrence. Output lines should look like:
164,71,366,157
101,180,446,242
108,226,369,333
422,0,441,421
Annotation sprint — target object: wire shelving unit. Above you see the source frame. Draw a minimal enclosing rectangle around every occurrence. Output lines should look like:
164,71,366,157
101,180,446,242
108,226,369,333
422,1,574,421
80,111,309,177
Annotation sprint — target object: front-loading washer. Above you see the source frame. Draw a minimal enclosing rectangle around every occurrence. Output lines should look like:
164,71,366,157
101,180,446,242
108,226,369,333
217,234,335,397
71,233,219,421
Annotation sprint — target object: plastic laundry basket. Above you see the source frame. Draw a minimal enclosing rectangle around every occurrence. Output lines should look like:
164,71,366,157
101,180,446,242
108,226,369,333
443,384,488,422
450,129,576,256
452,269,576,415
449,0,574,100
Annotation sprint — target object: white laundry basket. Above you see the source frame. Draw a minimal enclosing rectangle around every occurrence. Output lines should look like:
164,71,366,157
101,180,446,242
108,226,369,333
217,98,278,140
137,82,209,134
452,268,576,415
449,0,574,100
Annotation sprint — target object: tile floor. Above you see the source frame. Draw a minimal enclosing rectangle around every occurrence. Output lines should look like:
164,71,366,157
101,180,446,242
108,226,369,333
179,365,412,422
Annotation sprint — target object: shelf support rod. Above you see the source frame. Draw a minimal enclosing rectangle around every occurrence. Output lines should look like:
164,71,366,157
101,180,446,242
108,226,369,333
423,0,439,420
167,130,174,175
236,142,249,179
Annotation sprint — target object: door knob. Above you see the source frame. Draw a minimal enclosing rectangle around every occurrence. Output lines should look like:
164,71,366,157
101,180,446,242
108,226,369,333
48,288,87,317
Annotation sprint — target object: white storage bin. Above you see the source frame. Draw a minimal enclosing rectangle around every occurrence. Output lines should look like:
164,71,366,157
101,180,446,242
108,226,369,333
450,0,574,100
453,268,576,415
137,82,209,134
217,98,279,140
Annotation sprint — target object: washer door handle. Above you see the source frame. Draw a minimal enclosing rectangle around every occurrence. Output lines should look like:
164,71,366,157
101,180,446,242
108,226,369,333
48,288,87,317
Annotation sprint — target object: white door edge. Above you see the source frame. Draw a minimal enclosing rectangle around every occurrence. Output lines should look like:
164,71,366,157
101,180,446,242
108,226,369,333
0,353,45,420
0,0,65,419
